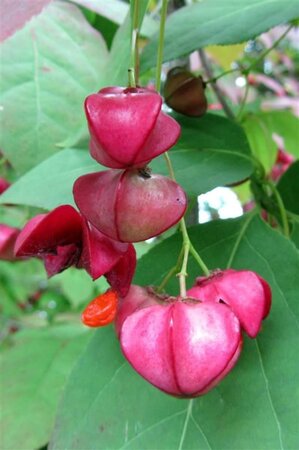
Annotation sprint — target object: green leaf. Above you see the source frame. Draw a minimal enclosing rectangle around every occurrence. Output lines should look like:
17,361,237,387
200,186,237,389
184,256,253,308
0,283,22,317
277,160,299,216
73,0,129,25
1,114,254,208
1,0,52,42
243,111,299,173
141,0,299,71
71,0,157,36
152,113,253,196
0,324,91,450
0,1,108,174
0,149,100,209
0,258,45,306
256,111,299,158
242,113,278,172
290,220,299,249
52,267,109,309
50,215,299,449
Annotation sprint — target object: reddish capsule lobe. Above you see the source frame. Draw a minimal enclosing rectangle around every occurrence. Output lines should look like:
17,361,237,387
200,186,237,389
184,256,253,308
116,285,242,397
85,86,181,169
82,290,118,328
73,168,187,243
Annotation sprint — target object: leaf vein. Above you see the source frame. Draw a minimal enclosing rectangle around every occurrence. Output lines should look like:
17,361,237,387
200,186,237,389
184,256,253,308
255,340,284,450
119,409,188,450
226,214,254,268
244,236,299,329
190,415,212,450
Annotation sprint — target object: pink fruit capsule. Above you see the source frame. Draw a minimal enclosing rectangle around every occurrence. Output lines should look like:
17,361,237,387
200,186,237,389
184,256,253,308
73,169,187,243
116,285,242,398
187,269,272,338
14,205,136,295
85,86,181,169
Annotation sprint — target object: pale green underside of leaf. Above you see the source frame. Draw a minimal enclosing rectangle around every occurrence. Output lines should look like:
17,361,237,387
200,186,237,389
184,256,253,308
0,114,254,209
50,215,299,450
70,0,157,36
0,324,91,450
141,0,299,71
0,1,108,174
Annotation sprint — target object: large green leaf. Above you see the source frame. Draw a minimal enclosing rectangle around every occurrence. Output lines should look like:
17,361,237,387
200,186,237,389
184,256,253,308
50,215,299,449
0,324,91,450
242,113,278,172
1,114,254,209
70,0,157,36
52,267,109,309
0,149,99,209
277,160,299,216
1,0,52,41
290,220,299,249
255,111,299,158
0,1,108,174
0,258,45,309
152,113,253,196
141,0,299,71
243,111,299,172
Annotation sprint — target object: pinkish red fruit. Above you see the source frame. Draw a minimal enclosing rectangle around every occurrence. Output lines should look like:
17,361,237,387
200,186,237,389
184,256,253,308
73,169,187,243
187,269,271,338
85,86,181,168
116,285,242,397
15,205,82,256
0,224,20,261
14,205,136,295
271,149,295,181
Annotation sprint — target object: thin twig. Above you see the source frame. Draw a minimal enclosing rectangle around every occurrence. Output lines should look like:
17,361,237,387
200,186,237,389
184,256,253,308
198,49,235,120
155,0,168,92
244,25,293,74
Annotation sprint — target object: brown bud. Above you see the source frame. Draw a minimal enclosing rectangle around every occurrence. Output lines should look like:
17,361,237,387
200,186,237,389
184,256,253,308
164,67,208,117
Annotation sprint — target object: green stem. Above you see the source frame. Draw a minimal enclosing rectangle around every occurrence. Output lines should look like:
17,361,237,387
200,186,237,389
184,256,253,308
198,49,235,120
128,68,136,88
163,152,210,296
267,180,290,238
132,0,139,34
164,151,176,180
180,218,209,276
237,76,250,119
156,1,209,295
204,25,292,85
205,67,240,84
155,0,168,92
157,247,184,292
129,0,140,86
189,243,210,276
157,265,178,293
177,236,190,298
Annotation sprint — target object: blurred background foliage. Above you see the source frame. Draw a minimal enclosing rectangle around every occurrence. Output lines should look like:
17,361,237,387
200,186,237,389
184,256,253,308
0,0,298,449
